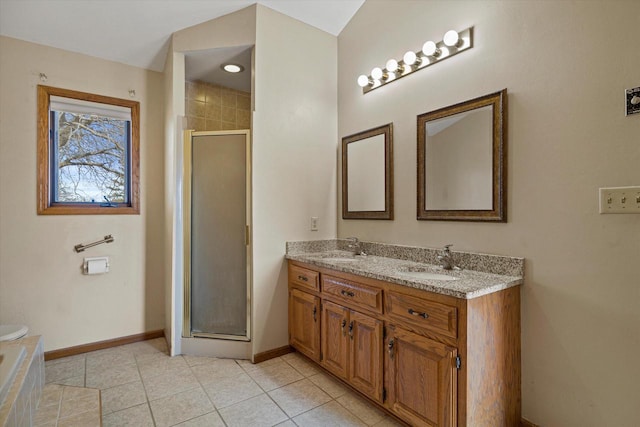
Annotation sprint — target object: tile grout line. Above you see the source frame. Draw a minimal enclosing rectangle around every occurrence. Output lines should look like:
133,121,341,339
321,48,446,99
183,355,229,427
262,356,334,425
54,384,63,425
284,356,382,426
215,357,294,425
133,348,158,427
241,357,296,426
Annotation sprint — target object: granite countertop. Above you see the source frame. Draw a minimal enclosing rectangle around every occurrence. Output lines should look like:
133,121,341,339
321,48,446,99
286,249,523,299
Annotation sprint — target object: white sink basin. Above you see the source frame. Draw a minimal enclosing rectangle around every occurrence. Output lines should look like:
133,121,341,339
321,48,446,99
398,271,458,281
320,257,359,262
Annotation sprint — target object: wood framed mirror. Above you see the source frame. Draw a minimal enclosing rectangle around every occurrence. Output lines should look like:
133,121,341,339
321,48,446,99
417,89,507,222
342,123,393,220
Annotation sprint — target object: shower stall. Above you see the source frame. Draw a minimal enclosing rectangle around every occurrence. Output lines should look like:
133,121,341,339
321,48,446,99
182,130,251,342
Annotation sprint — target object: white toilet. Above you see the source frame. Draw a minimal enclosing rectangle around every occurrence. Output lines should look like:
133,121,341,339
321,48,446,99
0,325,28,342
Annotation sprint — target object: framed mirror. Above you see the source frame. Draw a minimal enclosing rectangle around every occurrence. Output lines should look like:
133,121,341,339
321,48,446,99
417,89,507,222
342,123,393,220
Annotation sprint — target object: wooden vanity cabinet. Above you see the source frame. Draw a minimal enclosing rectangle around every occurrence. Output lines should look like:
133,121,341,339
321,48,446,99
320,302,383,402
386,325,457,426
320,275,384,403
288,287,321,361
321,300,349,378
348,310,383,402
288,260,521,427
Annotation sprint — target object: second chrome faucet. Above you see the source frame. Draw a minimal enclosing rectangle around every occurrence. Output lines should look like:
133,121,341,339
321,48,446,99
437,244,458,270
346,237,366,256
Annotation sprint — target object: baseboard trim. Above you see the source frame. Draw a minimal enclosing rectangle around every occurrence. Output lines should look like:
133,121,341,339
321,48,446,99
522,418,539,427
253,345,293,363
44,329,165,361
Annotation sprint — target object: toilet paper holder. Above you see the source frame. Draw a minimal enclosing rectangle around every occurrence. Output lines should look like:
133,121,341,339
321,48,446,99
83,257,110,275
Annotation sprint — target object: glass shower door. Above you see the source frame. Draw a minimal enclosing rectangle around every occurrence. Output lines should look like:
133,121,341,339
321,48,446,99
184,130,251,340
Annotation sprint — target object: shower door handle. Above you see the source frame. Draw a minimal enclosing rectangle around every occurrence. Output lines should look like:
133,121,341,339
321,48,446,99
245,225,250,246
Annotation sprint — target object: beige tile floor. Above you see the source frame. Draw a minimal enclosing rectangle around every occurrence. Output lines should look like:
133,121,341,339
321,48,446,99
38,338,404,427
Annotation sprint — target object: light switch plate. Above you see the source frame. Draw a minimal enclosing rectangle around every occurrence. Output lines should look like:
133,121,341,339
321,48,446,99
626,87,640,116
310,216,319,231
599,186,640,214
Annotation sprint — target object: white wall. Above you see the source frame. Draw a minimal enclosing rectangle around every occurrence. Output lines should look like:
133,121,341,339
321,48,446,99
162,40,186,355
164,5,338,358
337,1,639,426
252,4,338,356
165,6,256,357
0,36,165,351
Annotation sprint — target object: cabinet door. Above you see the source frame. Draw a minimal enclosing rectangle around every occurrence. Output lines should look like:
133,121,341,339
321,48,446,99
386,327,457,427
321,300,350,379
289,288,321,361
349,311,383,402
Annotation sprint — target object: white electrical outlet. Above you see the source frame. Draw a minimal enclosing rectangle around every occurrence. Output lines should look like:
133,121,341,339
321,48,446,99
599,186,640,214
310,217,319,231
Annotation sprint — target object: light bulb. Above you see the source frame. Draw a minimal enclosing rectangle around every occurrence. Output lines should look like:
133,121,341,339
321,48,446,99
386,59,398,72
222,64,244,73
403,51,417,66
371,67,383,80
443,30,460,47
357,74,370,87
422,41,438,57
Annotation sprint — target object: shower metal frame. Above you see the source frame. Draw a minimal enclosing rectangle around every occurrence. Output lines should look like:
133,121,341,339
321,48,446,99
182,129,252,342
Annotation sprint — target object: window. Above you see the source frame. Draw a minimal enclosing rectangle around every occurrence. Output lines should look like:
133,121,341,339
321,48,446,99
37,85,139,214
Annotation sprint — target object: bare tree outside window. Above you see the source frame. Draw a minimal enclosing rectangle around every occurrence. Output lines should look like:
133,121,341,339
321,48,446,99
53,111,128,203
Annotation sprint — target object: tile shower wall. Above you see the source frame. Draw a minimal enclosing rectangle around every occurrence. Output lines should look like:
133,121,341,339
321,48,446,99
185,81,251,131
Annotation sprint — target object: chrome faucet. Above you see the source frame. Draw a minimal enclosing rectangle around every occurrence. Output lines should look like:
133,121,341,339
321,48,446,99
437,244,456,270
346,237,365,256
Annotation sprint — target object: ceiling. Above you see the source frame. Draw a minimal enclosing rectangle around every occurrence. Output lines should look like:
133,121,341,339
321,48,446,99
185,46,253,92
0,0,364,73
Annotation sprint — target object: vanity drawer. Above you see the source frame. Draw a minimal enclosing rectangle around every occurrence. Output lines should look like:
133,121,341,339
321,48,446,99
385,291,457,339
321,275,382,314
289,264,319,291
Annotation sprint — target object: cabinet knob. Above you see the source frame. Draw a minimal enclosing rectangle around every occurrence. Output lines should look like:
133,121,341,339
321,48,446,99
313,306,317,322
348,321,354,340
341,319,347,336
388,339,395,359
341,289,355,297
298,275,308,282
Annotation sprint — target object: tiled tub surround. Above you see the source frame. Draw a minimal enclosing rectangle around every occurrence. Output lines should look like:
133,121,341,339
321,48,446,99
38,338,401,427
0,346,26,408
0,336,44,427
286,239,524,299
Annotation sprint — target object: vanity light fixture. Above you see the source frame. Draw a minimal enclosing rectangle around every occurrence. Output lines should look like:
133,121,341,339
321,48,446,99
357,74,373,88
357,27,473,94
222,63,244,73
403,50,419,67
443,30,463,47
422,41,440,58
386,59,399,72
371,67,384,81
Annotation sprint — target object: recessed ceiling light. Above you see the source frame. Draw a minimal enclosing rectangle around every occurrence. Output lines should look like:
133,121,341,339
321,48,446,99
222,64,244,73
